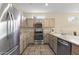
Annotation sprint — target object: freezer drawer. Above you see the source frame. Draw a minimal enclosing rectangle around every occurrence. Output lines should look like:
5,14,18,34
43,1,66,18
4,45,19,55
8,30,20,49
0,35,10,55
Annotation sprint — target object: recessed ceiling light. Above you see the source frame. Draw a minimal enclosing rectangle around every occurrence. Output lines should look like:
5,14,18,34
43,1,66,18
45,3,48,6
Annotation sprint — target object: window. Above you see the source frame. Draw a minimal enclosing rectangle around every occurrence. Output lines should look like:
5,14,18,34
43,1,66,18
32,16,46,19
68,16,78,22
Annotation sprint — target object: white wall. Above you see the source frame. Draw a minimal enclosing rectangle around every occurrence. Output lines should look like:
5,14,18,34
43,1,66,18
54,13,79,35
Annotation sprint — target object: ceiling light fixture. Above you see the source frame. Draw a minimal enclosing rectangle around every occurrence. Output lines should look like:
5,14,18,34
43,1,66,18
45,3,48,6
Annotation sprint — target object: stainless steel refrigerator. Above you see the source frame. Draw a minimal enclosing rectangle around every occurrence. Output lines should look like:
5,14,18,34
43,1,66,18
0,4,20,55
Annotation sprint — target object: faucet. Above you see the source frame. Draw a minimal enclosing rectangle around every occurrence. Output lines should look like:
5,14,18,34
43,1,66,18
73,31,77,36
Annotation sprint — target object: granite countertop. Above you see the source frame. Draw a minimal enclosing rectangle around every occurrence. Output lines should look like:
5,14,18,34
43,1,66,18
49,32,79,46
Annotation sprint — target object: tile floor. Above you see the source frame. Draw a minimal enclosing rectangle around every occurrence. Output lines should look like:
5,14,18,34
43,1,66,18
22,44,55,55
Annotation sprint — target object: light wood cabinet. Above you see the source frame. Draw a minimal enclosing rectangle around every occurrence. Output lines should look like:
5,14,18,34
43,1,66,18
20,35,24,54
20,18,34,54
43,29,49,43
20,30,24,54
20,28,34,54
26,18,55,28
52,35,57,54
47,34,79,55
20,19,28,28
48,34,57,54
26,29,34,44
49,18,55,28
20,29,27,54
27,19,34,27
72,44,79,55
42,19,49,27
42,18,55,28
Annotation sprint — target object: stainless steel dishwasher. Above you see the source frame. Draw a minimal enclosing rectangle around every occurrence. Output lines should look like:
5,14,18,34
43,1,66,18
57,38,72,55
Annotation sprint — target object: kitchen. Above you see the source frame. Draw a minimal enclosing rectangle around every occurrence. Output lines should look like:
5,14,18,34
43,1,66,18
0,3,79,55
19,3,79,55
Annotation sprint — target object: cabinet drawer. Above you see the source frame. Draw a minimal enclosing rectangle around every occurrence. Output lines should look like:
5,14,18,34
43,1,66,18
72,44,79,55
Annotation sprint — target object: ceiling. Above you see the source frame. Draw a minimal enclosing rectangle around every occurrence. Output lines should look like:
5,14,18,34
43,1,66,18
14,3,79,13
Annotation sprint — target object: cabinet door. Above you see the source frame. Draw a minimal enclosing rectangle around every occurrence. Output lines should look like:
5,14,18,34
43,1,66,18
20,29,27,54
48,34,57,54
20,33,24,54
49,18,55,28
72,44,79,55
50,38,54,49
20,39,23,54
52,36,57,54
23,33,27,49
27,19,33,27
48,34,52,46
43,30,49,43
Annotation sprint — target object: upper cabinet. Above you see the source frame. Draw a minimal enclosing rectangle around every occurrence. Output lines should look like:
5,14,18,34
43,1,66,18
42,18,55,28
72,44,79,55
24,18,55,28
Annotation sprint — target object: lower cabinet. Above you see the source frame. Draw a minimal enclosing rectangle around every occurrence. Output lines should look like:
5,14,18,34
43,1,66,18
48,34,72,55
53,37,57,54
20,29,27,54
72,44,79,55
48,34,79,55
48,34,57,54
20,29,34,54
20,38,24,54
